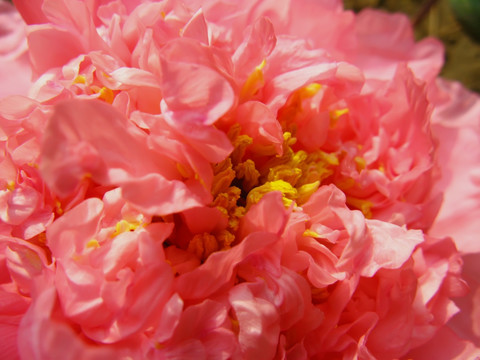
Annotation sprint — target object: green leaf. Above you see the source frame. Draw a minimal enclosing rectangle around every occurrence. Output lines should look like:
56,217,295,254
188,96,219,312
449,0,480,42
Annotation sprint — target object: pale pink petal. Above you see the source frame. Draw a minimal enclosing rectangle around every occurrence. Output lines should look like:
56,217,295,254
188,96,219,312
429,80,480,254
175,232,279,300
182,9,209,45
27,25,85,76
358,219,423,277
232,16,277,79
229,284,280,359
0,2,32,98
160,57,235,125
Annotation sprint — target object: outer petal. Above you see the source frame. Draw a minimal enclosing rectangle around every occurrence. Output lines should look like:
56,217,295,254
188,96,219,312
12,0,48,25
0,2,32,98
429,80,480,254
40,99,178,197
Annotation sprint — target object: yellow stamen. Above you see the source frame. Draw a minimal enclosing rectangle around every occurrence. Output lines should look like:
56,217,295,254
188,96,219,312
216,229,235,249
354,156,366,172
98,87,114,104
234,159,260,193
297,181,320,205
297,83,322,98
73,75,86,84
230,134,253,165
303,229,321,238
55,200,63,215
330,108,349,120
176,163,190,178
111,219,143,237
187,233,219,261
6,181,15,191
212,159,237,197
240,59,267,101
247,180,297,208
346,196,373,219
86,239,100,249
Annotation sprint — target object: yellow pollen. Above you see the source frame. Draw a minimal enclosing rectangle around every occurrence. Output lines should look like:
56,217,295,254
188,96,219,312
320,152,339,166
6,181,15,191
55,200,64,215
111,219,143,237
187,233,219,261
303,229,321,238
283,131,297,146
346,196,373,219
247,180,297,208
176,163,190,178
330,108,349,120
240,59,267,101
267,165,302,185
296,181,320,204
73,75,86,84
194,123,340,260
216,229,236,249
230,134,253,165
234,159,260,193
354,156,367,172
212,159,237,197
91,86,114,104
297,83,322,98
86,239,100,249
161,11,166,19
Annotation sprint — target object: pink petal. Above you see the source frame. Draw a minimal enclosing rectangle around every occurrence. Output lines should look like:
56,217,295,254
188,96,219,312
27,24,85,75
160,57,235,125
229,284,280,359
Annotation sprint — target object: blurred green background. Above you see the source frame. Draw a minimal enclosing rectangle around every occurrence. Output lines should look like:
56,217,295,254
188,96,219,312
344,0,480,92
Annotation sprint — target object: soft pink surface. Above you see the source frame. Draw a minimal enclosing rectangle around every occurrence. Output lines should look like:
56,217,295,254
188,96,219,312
1,0,479,358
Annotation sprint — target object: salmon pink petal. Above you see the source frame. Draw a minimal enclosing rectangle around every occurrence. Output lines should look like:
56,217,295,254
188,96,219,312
3,236,50,295
0,2,32,98
235,101,283,155
229,283,280,359
18,275,131,359
352,9,444,82
160,58,235,125
120,174,209,216
0,186,39,226
2,0,480,357
175,232,279,300
41,99,180,199
182,9,209,45
46,198,103,257
154,293,183,343
12,0,48,25
232,17,277,79
27,25,85,75
405,326,480,360
239,192,289,238
429,80,480,254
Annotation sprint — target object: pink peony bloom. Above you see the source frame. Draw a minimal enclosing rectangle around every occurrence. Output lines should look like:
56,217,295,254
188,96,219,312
1,0,480,358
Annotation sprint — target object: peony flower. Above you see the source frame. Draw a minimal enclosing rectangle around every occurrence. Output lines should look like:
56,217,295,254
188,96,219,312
1,0,480,358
